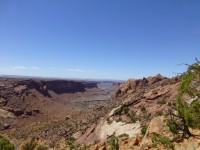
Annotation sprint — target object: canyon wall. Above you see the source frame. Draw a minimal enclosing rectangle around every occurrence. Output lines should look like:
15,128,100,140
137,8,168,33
12,79,98,95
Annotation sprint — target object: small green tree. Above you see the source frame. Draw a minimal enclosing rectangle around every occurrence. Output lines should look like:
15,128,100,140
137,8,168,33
167,61,200,140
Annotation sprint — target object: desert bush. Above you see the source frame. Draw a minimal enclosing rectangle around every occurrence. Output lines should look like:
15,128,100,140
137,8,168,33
141,125,148,135
151,134,174,149
140,105,146,112
123,108,138,123
118,133,129,138
79,145,90,150
151,143,157,148
37,145,48,150
155,111,163,116
0,138,15,150
93,140,99,145
116,117,122,122
22,138,37,150
143,113,151,120
167,102,172,106
166,120,179,134
123,107,129,115
128,112,137,123
67,137,80,150
107,136,119,150
157,99,166,105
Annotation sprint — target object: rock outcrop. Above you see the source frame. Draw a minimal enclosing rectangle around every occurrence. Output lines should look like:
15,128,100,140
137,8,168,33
116,74,168,97
76,105,141,145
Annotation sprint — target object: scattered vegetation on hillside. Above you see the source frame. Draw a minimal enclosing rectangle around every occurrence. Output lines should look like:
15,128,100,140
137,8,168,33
66,137,91,150
123,107,138,123
167,60,200,140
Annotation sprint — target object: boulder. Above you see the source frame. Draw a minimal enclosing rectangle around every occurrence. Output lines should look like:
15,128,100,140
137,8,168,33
147,74,166,85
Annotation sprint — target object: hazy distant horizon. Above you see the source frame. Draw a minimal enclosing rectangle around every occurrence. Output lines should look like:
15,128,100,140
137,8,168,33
0,74,126,82
0,70,181,81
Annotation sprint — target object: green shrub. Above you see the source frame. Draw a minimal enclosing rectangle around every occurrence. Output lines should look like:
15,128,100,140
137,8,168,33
124,109,138,123
107,136,119,150
151,135,174,149
22,138,37,150
141,125,148,135
143,113,151,120
0,138,15,150
172,102,176,106
79,145,90,150
166,120,179,134
155,111,163,116
116,118,122,122
93,140,99,145
140,105,146,112
167,102,172,106
123,107,129,115
127,112,137,123
37,145,48,150
151,143,157,148
157,99,166,105
67,137,79,150
118,133,129,138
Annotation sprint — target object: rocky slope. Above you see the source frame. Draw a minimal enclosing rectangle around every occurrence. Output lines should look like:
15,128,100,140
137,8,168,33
71,74,200,150
74,74,180,143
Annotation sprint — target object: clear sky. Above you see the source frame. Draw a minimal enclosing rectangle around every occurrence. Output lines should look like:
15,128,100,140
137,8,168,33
0,0,199,80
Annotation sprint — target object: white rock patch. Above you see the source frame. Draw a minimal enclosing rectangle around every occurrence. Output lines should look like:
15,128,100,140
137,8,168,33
108,106,121,117
98,120,141,140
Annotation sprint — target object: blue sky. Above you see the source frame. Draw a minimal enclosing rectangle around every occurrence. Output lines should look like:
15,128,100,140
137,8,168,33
0,0,199,80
